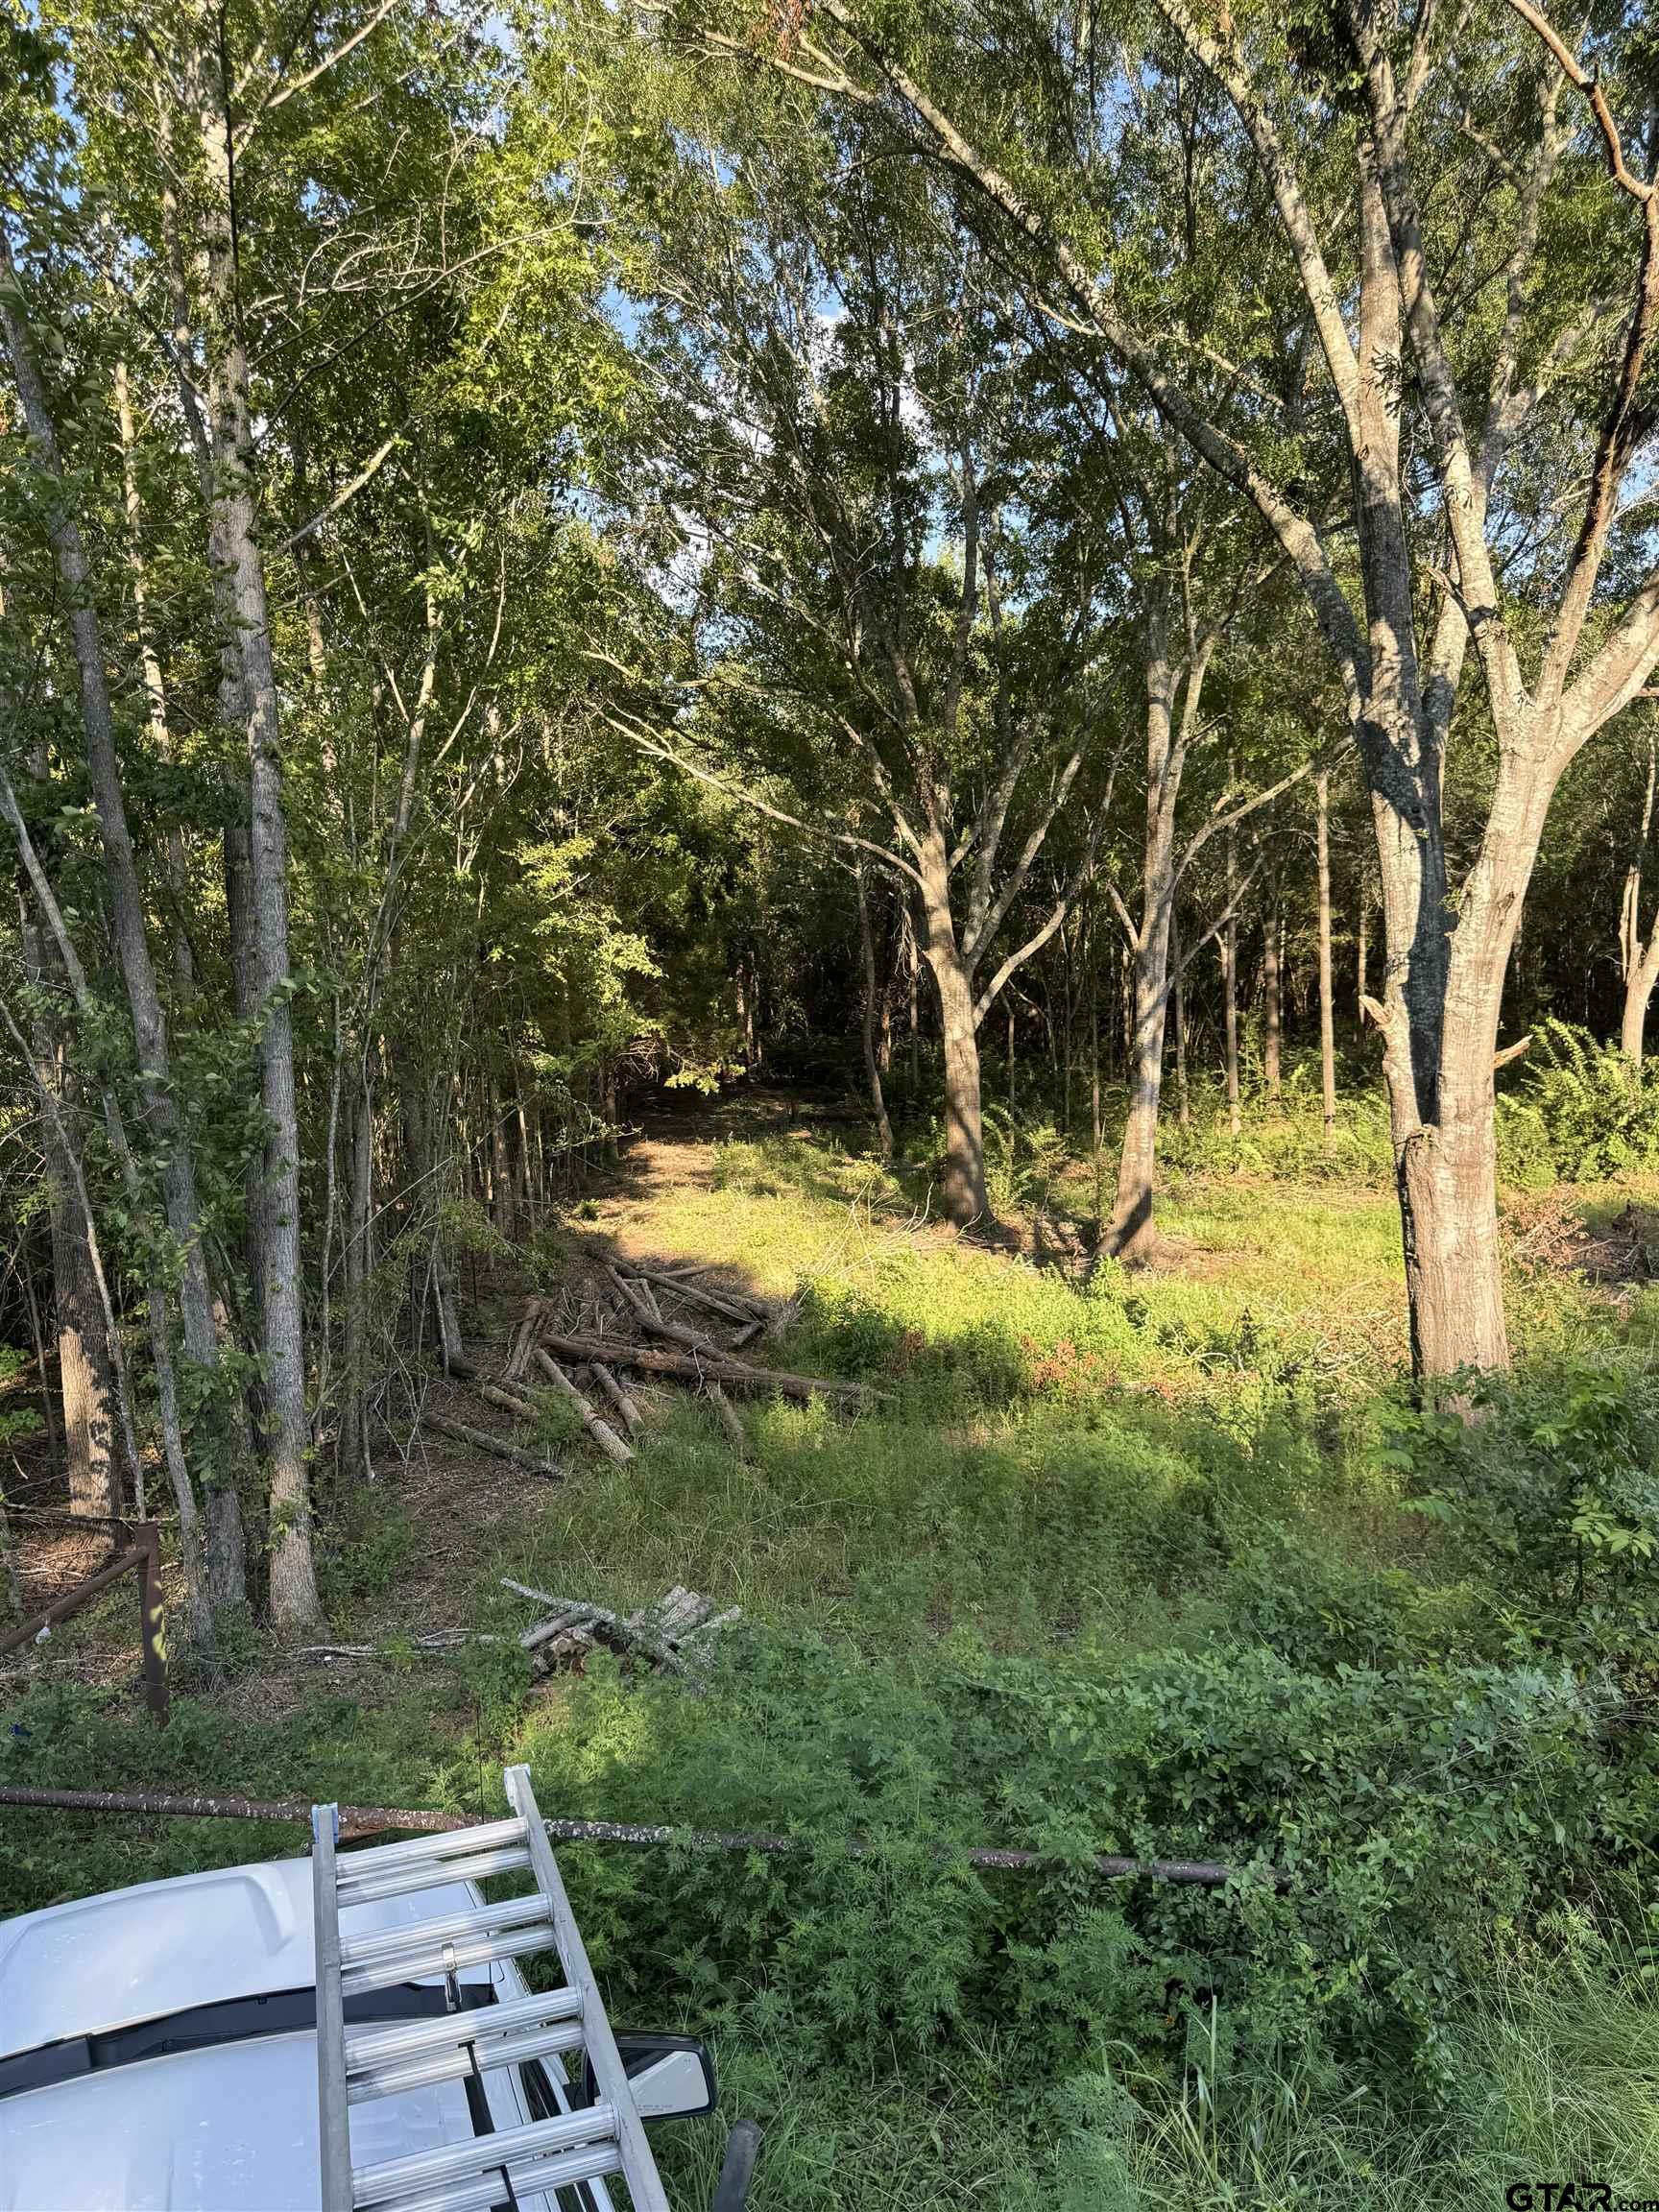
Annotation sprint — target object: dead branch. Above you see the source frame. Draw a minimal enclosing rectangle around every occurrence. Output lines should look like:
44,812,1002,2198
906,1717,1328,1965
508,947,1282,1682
532,1349,635,1466
420,1411,561,1476
534,1326,878,1406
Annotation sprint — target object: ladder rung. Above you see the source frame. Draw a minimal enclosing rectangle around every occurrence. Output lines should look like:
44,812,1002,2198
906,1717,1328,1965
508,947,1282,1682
336,1817,528,1883
335,1842,531,1907
371,2140,624,2212
340,1893,549,1972
341,1921,554,1999
349,2017,587,2103
353,2104,617,2208
346,1985,583,2074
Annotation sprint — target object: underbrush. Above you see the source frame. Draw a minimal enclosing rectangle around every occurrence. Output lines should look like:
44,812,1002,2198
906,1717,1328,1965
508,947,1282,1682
6,1133,1659,2210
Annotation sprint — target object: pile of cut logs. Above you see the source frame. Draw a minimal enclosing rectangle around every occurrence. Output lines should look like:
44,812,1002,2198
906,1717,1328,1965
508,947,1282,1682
416,1255,876,1478
503,1577,740,1677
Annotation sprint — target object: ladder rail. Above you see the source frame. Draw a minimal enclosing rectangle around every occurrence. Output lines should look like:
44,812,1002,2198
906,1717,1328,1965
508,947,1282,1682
506,1765,674,2212
313,1803,353,2212
314,1768,660,2212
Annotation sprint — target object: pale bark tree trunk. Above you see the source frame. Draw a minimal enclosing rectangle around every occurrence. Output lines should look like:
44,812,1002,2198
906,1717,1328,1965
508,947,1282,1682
1,233,228,1625
339,1070,375,1485
1172,907,1190,1127
49,1166,116,1519
855,859,894,1162
490,1073,516,1241
1262,884,1283,1109
1107,607,1194,1260
1317,771,1337,1142
1357,881,1369,1032
907,920,921,1090
113,357,195,1000
21,922,117,1520
1222,814,1241,1137
1620,730,1659,1064
919,828,990,1223
1089,926,1102,1158
193,46,322,1626
6,837,214,1641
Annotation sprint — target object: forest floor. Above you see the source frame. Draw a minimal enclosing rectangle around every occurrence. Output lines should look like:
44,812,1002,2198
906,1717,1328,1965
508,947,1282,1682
5,1099,1659,2208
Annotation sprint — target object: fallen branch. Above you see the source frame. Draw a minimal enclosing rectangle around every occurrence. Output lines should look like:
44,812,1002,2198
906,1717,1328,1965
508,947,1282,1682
535,1327,878,1407
0,1784,471,1839
421,1411,561,1476
609,1264,730,1361
704,1381,749,1456
622,1265,760,1329
293,1629,501,1662
533,1349,635,1466
501,1576,686,1674
0,1784,1278,1886
588,1359,643,1435
477,1381,538,1422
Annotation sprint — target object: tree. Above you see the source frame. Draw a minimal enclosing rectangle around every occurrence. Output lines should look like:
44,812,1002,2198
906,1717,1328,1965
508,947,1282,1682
729,0,1659,1374
1618,716,1659,1063
609,93,1127,1221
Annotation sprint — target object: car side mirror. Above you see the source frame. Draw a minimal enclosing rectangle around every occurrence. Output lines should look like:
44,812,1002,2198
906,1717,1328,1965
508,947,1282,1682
586,2032,717,2121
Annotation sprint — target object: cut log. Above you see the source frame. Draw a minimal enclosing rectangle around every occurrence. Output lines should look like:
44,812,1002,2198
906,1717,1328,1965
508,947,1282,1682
520,1601,604,1655
589,1360,643,1435
608,1267,750,1363
501,1577,685,1674
533,1327,878,1406
532,1349,635,1467
506,1304,543,1383
624,1266,756,1328
477,1382,538,1422
730,1318,764,1352
421,1411,560,1477
704,1381,749,1457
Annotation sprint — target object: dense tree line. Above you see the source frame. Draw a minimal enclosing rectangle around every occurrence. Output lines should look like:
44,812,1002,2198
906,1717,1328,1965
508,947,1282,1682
2,0,1655,1633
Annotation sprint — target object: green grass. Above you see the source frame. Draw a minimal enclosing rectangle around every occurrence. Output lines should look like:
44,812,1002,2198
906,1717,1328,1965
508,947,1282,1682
6,1117,1659,2209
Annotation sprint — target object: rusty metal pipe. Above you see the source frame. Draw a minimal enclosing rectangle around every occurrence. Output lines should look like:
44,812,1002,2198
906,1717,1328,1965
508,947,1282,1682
0,1786,1270,1885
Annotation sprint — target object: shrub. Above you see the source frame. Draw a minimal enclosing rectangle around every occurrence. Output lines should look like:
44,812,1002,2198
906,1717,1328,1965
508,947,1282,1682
1509,1021,1659,1182
1380,1363,1659,1667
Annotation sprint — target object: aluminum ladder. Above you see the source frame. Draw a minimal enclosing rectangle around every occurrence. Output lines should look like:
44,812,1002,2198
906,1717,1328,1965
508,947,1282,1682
311,1764,672,2212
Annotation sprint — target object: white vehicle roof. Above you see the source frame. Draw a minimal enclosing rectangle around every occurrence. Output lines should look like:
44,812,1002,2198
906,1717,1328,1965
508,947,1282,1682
0,1855,553,2212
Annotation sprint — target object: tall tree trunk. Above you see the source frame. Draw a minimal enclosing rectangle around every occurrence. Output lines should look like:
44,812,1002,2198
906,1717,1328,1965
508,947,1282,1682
1172,906,1190,1127
340,1066,375,1484
1317,771,1337,1142
1107,616,1187,1261
1262,886,1283,1110
906,916,921,1091
1357,882,1369,1032
918,833,989,1224
21,924,117,1520
855,859,894,1162
489,1072,517,1241
1620,732,1659,1064
1368,743,1558,1378
194,48,321,1626
1,233,227,1629
1222,815,1241,1137
113,356,195,999
1089,926,1102,1158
